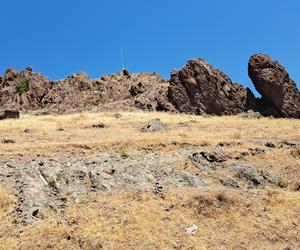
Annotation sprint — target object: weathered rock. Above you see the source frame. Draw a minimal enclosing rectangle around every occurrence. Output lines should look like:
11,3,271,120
265,142,276,148
129,82,146,96
231,163,265,186
0,68,53,110
199,151,228,163
25,66,33,72
190,152,216,171
184,224,198,235
237,109,263,119
113,113,123,119
215,175,240,189
0,68,174,113
0,110,20,120
140,119,167,132
248,54,300,118
92,123,105,128
1,139,16,144
168,58,257,115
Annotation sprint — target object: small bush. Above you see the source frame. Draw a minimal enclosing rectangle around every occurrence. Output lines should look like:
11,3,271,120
17,79,29,95
120,147,129,158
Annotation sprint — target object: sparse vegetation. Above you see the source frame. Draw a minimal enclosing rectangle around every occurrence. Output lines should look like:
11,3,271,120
0,111,299,249
17,79,29,95
119,147,129,158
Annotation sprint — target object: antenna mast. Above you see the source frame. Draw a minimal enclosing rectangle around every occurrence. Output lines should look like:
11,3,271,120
120,46,125,70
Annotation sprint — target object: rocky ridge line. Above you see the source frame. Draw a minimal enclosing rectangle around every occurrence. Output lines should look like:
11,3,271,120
0,54,299,118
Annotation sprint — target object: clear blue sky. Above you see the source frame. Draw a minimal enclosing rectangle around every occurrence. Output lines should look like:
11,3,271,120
1,0,299,95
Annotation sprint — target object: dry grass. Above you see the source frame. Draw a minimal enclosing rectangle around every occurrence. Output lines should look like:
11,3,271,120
1,188,300,249
0,187,17,250
0,111,299,158
0,111,299,249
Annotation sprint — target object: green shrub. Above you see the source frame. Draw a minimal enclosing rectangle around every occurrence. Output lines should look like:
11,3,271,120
120,147,129,158
17,79,29,95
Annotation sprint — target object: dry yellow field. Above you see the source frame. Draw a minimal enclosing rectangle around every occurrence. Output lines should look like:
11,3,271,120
0,111,299,157
0,112,299,250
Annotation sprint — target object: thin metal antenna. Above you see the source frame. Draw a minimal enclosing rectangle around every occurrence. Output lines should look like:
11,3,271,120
120,46,125,70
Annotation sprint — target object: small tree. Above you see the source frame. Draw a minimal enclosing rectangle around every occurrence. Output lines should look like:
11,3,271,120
17,79,29,95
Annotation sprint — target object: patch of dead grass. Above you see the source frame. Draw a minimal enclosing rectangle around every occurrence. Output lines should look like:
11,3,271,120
4,188,298,250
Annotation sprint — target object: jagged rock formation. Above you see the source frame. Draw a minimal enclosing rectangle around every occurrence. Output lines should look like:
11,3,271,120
0,68,53,110
0,69,173,113
167,58,257,115
248,54,300,118
0,54,299,118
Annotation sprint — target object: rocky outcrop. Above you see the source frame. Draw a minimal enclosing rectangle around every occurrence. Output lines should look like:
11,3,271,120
168,58,257,115
0,68,53,110
1,54,299,118
248,54,300,118
0,68,174,113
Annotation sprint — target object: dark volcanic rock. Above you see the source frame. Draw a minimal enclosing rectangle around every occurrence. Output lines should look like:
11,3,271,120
168,58,257,115
248,54,300,118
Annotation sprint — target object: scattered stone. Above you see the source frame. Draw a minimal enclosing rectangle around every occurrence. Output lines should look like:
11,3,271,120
1,139,16,144
249,148,266,156
199,151,228,163
218,142,232,147
265,142,276,148
35,111,51,116
234,152,247,160
113,113,123,119
24,129,32,133
57,128,64,131
184,224,198,235
280,140,298,148
154,182,164,195
32,208,39,217
140,119,167,132
104,168,116,175
92,123,105,129
238,110,263,119
0,110,20,120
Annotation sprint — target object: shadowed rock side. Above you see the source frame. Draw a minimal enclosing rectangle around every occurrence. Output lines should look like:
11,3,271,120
248,54,300,118
168,58,257,115
0,69,174,113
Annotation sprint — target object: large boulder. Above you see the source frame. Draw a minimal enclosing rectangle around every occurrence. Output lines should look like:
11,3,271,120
168,58,257,115
248,54,300,118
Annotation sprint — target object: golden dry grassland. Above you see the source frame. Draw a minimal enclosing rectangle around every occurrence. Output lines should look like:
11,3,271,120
0,112,299,249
